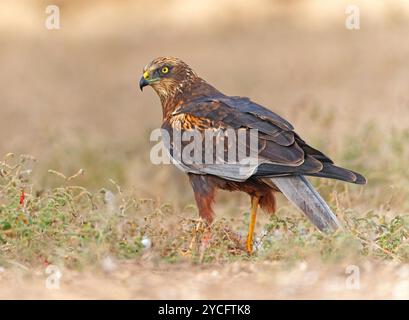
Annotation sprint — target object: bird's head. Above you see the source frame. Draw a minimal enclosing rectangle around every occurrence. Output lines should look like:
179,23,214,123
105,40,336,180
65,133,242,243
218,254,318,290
139,57,197,101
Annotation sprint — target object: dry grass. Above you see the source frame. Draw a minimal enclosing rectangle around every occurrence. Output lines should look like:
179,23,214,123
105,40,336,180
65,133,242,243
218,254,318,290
1,0,409,299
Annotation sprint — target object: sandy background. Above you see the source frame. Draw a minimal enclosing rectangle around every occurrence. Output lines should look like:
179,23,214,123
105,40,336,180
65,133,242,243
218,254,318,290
1,0,409,299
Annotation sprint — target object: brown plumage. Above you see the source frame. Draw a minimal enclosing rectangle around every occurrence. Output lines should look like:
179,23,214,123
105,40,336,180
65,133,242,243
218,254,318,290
140,57,366,253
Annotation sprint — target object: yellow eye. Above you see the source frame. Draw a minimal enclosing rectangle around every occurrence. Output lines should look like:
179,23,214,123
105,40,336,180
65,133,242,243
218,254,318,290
161,66,169,74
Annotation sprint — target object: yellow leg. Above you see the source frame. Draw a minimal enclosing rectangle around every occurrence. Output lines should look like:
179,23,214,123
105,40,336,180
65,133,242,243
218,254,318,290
246,196,259,254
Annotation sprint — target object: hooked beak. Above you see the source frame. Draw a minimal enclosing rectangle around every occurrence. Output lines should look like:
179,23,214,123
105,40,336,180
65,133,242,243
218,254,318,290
139,77,149,91
139,70,150,91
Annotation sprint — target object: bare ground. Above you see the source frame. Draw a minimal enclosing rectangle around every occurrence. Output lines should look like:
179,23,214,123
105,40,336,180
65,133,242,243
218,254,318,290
1,0,409,300
2,260,409,299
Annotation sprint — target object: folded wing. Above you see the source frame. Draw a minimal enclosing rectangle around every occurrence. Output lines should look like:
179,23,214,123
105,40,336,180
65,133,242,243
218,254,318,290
165,95,366,184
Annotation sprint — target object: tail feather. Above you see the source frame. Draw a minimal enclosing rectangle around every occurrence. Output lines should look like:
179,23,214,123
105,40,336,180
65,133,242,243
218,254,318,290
269,175,341,232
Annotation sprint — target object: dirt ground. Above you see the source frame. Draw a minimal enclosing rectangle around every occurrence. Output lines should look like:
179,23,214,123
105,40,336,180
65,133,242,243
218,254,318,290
2,260,409,299
1,0,409,299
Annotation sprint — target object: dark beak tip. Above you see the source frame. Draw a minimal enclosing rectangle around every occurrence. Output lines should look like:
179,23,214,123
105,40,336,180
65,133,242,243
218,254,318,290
139,77,148,92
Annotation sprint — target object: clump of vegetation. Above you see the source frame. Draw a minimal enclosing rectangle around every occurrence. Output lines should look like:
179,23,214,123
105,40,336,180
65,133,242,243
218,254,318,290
0,154,408,272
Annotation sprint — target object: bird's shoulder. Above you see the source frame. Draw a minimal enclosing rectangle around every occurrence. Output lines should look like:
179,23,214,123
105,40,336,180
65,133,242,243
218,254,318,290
171,94,294,131
165,112,215,131
167,95,296,146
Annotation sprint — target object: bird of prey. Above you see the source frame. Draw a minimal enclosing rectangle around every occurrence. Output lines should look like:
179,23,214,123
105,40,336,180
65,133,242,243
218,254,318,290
139,57,366,253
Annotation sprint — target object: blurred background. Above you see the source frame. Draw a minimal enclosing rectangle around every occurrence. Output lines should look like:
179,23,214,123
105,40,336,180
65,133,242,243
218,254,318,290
1,0,409,213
